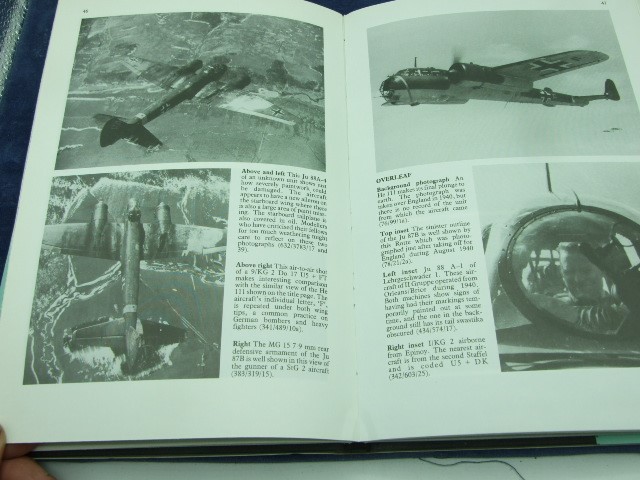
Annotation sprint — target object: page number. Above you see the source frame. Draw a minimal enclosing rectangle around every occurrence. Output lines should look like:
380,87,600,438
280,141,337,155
83,9,88,13
601,1,606,4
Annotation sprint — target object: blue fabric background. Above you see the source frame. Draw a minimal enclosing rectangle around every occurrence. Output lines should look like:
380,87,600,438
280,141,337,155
0,0,57,269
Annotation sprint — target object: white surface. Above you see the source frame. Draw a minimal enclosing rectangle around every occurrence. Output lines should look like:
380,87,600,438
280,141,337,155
0,0,356,445
40,454,640,479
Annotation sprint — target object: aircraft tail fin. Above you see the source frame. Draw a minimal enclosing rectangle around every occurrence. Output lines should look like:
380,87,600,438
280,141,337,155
604,79,620,101
64,316,185,371
99,116,163,148
571,79,620,106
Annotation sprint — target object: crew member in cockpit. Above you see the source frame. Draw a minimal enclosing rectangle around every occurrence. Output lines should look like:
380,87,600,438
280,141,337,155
530,242,629,335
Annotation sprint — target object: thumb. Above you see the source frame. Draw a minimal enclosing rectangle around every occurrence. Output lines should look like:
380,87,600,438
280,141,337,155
0,426,54,480
0,426,5,459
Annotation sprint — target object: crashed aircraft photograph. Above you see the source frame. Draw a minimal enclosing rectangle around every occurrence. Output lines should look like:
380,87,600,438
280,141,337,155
56,12,325,171
24,169,229,384
368,10,640,170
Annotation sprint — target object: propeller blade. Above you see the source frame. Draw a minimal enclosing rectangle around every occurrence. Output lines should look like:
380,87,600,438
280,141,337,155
452,47,463,64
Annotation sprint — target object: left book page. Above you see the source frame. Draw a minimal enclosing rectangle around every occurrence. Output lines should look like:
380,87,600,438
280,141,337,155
0,0,355,445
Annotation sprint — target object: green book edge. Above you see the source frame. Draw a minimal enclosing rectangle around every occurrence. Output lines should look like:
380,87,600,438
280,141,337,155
597,434,640,445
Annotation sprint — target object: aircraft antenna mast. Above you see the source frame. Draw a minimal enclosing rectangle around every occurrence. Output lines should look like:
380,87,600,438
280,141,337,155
414,57,417,68
572,191,582,212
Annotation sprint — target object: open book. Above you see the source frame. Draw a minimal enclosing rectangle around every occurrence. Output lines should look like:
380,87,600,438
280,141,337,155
2,0,640,453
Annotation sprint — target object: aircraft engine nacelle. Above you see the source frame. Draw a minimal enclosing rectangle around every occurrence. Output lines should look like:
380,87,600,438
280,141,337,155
147,202,174,260
156,202,172,236
448,62,504,85
89,201,109,251
226,67,251,91
176,59,204,77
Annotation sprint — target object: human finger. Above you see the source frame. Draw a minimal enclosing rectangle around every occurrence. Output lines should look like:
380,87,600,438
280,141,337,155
3,444,36,460
0,455,54,480
0,427,53,480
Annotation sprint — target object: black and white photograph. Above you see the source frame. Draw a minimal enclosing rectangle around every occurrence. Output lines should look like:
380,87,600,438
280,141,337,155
475,162,640,372
368,10,640,171
56,12,325,171
24,169,229,384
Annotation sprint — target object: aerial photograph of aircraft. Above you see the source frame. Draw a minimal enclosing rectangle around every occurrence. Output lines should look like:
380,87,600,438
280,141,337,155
379,50,620,107
96,56,296,149
56,12,325,170
368,10,640,169
477,162,640,371
24,170,229,383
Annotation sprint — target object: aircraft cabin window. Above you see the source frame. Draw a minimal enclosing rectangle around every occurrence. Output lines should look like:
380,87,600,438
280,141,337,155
498,206,640,338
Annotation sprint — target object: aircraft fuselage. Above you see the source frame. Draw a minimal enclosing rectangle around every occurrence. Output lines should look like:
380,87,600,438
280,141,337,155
380,62,619,107
99,60,253,148
119,200,145,368
131,64,229,125
121,201,143,326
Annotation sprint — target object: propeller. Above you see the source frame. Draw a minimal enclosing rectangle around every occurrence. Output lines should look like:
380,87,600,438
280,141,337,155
448,47,464,83
451,47,464,65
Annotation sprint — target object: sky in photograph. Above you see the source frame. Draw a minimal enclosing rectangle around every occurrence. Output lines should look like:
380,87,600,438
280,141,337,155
473,161,640,228
368,10,640,171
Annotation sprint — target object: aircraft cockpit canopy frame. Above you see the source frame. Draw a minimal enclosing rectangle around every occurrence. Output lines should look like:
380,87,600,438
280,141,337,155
487,202,640,339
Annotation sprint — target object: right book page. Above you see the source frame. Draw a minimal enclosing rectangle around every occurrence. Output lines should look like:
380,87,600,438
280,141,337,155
345,0,640,442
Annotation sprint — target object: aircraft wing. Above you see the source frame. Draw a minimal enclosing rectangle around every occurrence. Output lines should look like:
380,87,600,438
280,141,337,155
494,50,609,81
121,56,182,89
193,81,225,102
218,94,296,126
144,224,227,259
42,223,122,261
67,316,186,356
